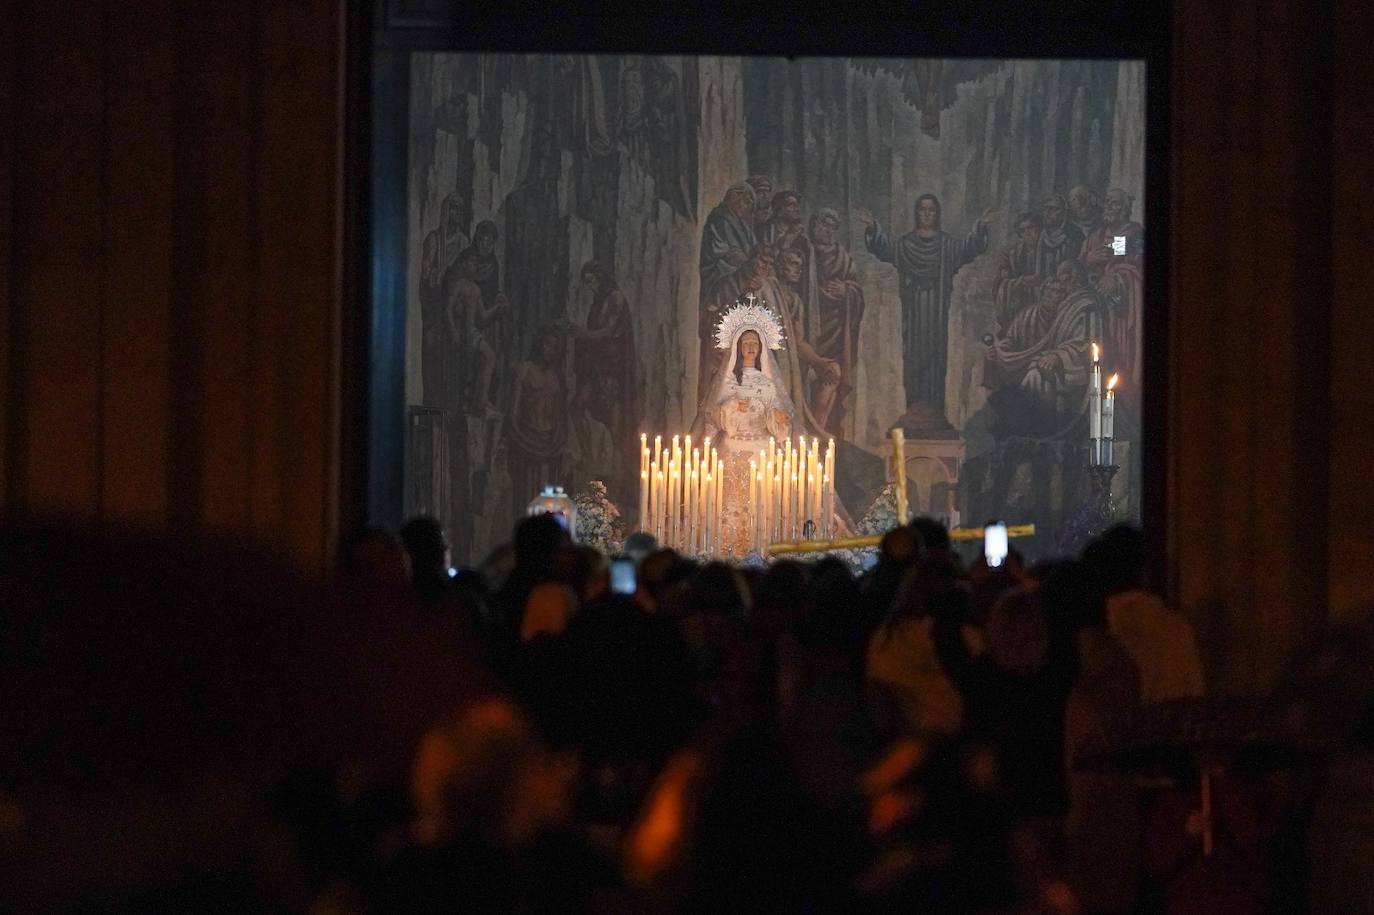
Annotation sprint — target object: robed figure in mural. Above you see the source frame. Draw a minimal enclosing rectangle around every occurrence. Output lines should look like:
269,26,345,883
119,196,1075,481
983,259,1102,430
698,184,758,407
702,301,794,556
565,261,638,506
807,208,866,436
858,195,993,428
507,325,570,520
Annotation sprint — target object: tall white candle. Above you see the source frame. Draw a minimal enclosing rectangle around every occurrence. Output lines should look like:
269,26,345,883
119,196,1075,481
891,428,908,524
1103,374,1118,466
824,439,835,537
751,450,761,550
652,468,663,541
1089,342,1102,464
639,470,649,531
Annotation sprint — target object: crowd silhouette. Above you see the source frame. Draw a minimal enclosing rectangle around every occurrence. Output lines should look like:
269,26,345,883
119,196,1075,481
2,514,1369,913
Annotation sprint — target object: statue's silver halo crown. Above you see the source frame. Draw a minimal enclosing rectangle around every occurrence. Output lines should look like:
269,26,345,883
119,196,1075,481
714,292,786,352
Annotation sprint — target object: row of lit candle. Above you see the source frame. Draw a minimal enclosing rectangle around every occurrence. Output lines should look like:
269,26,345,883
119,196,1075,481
638,434,723,554
1088,342,1120,466
748,435,835,552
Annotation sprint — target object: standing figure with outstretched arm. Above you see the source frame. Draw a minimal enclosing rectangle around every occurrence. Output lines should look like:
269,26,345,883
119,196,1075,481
856,196,994,428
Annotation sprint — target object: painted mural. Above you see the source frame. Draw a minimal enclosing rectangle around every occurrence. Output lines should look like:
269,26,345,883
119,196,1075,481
405,55,1146,563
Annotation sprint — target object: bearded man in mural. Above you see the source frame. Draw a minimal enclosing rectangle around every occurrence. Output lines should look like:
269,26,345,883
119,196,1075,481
806,209,865,437
857,195,994,430
746,175,775,236
1067,184,1103,241
1036,193,1085,281
983,258,1102,435
764,189,816,334
770,247,834,438
995,211,1045,326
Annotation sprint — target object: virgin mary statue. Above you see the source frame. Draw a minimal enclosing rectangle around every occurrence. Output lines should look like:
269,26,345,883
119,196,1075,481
702,299,794,555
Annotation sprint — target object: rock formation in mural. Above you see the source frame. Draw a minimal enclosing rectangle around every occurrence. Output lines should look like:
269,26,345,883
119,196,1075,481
405,54,1145,562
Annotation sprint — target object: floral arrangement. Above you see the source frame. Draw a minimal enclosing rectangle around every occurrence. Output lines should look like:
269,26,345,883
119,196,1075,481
855,482,902,536
572,481,626,555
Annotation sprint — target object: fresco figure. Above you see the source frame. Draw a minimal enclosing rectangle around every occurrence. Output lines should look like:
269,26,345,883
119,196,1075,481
419,230,447,408
764,189,817,337
804,209,864,436
508,326,569,519
1036,193,1086,280
698,184,758,407
1067,184,1103,241
769,247,832,438
985,258,1102,418
446,257,507,415
858,195,993,425
456,220,502,311
746,175,775,235
566,261,638,504
995,211,1045,327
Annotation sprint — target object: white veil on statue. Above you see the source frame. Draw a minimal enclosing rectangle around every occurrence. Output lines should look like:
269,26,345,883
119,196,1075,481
704,297,795,442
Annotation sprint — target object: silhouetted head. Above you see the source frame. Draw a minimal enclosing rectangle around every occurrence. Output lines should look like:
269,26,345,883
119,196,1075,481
1082,523,1145,594
908,516,952,555
400,516,450,583
513,512,569,570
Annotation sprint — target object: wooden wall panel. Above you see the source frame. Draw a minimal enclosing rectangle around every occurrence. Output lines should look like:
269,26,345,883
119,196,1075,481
1329,0,1374,622
256,0,342,564
1170,0,1331,692
180,2,258,536
103,0,173,526
17,2,104,517
0,8,13,505
1,0,345,573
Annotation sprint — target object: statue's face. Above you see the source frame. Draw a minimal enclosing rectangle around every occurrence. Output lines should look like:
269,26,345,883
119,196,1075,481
916,198,939,229
740,331,761,366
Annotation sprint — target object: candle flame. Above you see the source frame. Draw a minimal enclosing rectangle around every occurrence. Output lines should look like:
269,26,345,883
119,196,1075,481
1091,342,1100,362
1106,373,1120,391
